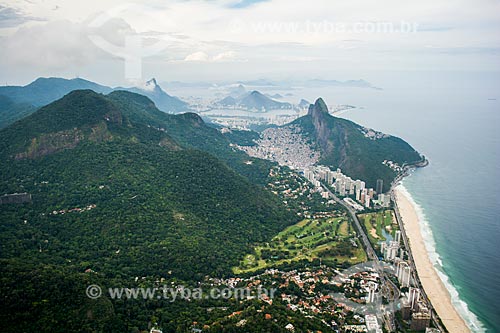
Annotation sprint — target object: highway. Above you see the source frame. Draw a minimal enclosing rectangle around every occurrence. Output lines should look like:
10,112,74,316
320,181,377,260
319,181,401,317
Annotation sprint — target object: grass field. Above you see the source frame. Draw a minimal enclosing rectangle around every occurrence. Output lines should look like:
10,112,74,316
358,210,399,252
233,217,367,274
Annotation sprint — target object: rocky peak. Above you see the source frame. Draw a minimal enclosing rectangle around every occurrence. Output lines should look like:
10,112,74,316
307,98,329,117
142,78,160,92
307,98,333,152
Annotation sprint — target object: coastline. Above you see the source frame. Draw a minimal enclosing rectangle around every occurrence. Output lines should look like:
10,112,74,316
394,185,471,333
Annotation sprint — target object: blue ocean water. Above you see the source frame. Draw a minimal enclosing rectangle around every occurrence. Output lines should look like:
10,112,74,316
315,71,500,332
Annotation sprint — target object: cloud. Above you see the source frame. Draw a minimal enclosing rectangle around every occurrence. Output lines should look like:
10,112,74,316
0,5,45,28
0,18,161,70
1,0,499,82
184,50,239,62
0,20,99,69
184,51,210,62
212,50,237,61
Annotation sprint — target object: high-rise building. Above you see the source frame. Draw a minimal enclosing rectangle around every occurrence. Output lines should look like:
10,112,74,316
395,230,402,244
340,183,346,196
367,282,377,303
411,311,431,331
397,261,411,287
401,301,412,320
385,241,399,261
409,287,421,311
381,194,391,207
376,179,384,194
401,266,411,288
327,171,335,184
399,248,405,260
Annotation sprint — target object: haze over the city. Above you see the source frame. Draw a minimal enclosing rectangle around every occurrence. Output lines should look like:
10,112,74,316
1,0,499,86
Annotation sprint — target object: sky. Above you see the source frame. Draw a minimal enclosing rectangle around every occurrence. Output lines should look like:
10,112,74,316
0,0,499,86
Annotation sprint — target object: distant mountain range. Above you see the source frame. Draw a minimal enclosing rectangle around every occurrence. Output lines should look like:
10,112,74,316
0,77,113,107
116,78,189,113
298,98,311,108
217,90,292,111
0,77,190,128
306,79,382,90
265,93,283,99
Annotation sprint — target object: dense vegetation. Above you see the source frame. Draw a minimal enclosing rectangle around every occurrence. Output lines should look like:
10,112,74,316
0,95,37,129
0,90,299,332
0,77,190,129
221,129,260,146
293,98,423,191
0,90,423,332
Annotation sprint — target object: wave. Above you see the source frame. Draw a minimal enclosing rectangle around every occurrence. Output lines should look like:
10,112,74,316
398,183,486,333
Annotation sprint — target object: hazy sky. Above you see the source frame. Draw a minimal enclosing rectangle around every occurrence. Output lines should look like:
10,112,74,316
0,0,499,86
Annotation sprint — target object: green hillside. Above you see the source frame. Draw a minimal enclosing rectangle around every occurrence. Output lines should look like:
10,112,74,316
293,98,423,191
0,90,298,331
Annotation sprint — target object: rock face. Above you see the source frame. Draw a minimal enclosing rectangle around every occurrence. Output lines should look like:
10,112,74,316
15,129,84,160
122,78,189,113
294,98,423,191
307,98,339,159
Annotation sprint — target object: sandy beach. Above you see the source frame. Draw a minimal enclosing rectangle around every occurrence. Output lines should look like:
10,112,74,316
394,186,470,333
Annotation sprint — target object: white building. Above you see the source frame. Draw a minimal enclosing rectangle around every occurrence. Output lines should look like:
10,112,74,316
365,314,383,333
397,261,411,288
367,282,377,303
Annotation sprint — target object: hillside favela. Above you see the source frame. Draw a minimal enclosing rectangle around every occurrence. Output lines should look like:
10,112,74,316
0,1,499,333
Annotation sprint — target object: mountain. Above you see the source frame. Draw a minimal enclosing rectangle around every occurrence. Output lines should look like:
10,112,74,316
0,78,191,128
0,77,113,107
0,89,296,331
265,93,283,99
119,78,190,113
292,98,423,191
307,79,382,90
228,84,247,98
218,95,237,106
217,90,292,112
240,91,292,111
0,95,36,129
298,98,310,108
0,77,113,128
236,79,277,86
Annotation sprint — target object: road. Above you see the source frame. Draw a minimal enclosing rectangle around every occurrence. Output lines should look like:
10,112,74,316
319,181,401,308
320,182,377,260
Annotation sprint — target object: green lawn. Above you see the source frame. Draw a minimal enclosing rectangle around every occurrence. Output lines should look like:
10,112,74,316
358,210,398,252
233,217,367,274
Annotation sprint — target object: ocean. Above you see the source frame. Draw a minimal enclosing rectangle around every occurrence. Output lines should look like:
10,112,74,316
316,71,500,332
174,70,500,331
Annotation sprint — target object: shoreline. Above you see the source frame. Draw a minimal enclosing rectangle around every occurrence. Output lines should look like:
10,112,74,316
394,185,471,333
